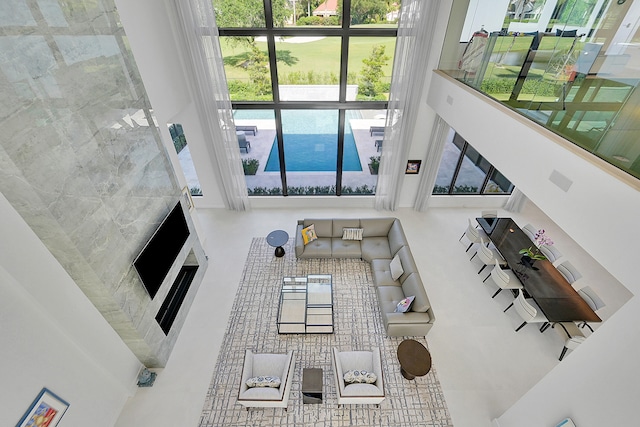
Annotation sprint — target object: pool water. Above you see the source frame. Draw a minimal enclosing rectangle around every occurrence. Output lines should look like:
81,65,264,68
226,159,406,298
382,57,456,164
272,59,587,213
234,110,363,172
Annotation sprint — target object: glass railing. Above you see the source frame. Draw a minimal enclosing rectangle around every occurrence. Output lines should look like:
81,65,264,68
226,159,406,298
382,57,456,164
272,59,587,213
443,31,640,178
440,26,640,181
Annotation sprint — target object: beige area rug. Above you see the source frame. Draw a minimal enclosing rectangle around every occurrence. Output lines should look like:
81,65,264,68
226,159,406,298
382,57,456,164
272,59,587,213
199,238,452,427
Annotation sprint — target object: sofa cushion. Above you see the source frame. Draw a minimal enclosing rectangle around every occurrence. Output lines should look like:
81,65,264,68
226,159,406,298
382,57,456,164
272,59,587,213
342,383,384,397
371,259,400,287
240,386,282,400
401,273,430,313
360,218,395,237
333,219,361,238
301,224,318,245
342,228,364,241
338,351,374,373
376,285,406,311
332,239,361,258
395,246,418,278
387,219,409,255
390,254,404,280
361,237,392,262
300,237,332,258
304,219,332,237
395,296,415,313
246,376,281,388
343,370,377,384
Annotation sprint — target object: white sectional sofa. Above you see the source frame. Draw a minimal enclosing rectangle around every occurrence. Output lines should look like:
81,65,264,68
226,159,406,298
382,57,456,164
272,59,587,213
295,218,435,337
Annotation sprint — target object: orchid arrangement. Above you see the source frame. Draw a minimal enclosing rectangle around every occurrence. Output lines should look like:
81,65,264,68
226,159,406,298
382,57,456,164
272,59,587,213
519,229,554,260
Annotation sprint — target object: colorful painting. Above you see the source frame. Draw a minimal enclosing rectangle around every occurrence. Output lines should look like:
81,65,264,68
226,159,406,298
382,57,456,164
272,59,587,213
405,160,421,174
17,389,69,427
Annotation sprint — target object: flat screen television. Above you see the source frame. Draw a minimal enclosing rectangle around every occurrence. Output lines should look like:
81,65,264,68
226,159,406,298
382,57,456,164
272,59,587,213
134,202,190,299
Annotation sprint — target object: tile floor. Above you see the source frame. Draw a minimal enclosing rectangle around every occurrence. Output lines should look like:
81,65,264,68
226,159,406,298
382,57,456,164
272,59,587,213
114,203,630,427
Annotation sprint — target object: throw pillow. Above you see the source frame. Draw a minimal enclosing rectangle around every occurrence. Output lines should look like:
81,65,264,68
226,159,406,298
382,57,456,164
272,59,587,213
343,370,377,384
301,224,318,245
390,254,404,281
246,376,281,388
342,227,364,241
395,295,416,313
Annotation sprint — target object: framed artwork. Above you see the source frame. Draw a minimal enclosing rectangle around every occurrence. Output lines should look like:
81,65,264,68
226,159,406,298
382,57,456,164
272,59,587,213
17,388,69,427
405,160,422,174
182,186,194,212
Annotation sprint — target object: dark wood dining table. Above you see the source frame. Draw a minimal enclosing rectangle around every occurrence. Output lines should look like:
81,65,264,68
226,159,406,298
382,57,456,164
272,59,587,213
476,217,601,323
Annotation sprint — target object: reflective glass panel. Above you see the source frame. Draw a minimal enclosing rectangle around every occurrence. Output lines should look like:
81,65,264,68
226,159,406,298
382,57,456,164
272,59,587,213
452,145,487,195
440,0,640,180
341,109,384,195
280,110,337,194
483,169,513,194
213,0,266,28
348,37,396,101
233,110,282,196
277,37,341,101
350,0,400,28
169,124,202,196
220,36,273,101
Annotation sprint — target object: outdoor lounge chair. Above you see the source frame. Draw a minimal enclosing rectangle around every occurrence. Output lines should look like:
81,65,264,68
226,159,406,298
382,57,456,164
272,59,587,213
370,126,385,136
236,125,258,135
237,132,251,153
375,139,383,151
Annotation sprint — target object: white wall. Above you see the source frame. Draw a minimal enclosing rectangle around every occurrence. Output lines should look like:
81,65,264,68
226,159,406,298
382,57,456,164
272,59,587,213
427,71,639,426
0,192,141,427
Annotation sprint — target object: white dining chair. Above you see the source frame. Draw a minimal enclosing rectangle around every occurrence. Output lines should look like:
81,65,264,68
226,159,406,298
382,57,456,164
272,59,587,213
486,260,523,298
471,238,505,279
459,218,487,252
509,290,548,332
556,261,582,284
551,322,586,361
481,210,498,218
522,224,537,242
476,210,498,229
577,285,605,332
538,244,562,264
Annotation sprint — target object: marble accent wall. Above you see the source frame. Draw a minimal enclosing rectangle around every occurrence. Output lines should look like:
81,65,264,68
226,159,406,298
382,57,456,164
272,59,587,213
0,0,206,367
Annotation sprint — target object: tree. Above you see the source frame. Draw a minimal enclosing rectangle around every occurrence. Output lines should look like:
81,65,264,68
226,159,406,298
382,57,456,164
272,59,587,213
213,0,290,28
338,0,387,25
246,44,271,95
358,44,389,98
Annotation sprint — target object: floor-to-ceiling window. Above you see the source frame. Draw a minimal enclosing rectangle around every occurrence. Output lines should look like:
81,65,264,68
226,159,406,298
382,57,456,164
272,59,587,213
214,0,398,196
433,132,514,195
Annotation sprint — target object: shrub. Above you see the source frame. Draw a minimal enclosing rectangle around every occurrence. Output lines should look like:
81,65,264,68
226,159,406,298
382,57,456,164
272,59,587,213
296,16,339,26
242,158,259,175
173,134,187,154
246,185,375,196
369,156,380,174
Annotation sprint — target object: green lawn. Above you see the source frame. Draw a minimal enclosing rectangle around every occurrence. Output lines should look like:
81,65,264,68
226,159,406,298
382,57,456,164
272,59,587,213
220,36,396,81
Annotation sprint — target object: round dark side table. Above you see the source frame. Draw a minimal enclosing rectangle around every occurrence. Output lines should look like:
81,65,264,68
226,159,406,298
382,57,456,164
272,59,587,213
397,339,432,380
267,230,289,257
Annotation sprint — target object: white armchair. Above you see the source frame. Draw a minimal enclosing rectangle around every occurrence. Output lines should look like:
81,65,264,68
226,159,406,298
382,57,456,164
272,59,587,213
332,348,385,406
237,350,295,410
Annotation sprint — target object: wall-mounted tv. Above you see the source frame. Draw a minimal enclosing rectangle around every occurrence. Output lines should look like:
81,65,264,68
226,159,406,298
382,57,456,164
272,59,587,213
134,202,190,299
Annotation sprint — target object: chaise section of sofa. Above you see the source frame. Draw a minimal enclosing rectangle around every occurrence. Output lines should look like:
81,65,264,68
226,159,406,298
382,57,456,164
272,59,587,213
294,218,435,336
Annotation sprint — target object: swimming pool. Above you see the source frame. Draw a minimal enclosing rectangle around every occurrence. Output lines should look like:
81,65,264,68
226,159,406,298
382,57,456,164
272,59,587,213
234,110,363,172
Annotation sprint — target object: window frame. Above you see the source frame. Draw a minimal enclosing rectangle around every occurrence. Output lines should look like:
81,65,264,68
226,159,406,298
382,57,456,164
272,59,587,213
216,0,397,196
